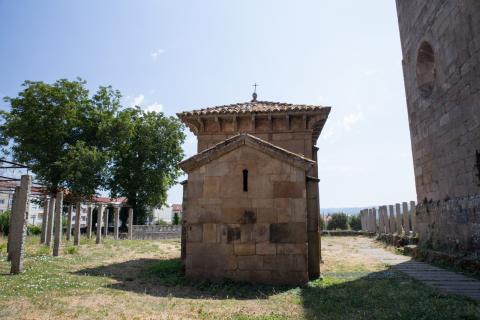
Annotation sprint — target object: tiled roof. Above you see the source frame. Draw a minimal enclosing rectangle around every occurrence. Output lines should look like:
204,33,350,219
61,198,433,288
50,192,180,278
94,197,127,204
171,204,182,212
177,101,329,117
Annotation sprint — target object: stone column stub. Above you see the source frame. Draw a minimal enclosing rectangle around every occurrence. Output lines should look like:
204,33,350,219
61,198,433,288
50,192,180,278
46,195,55,247
410,200,417,235
103,207,109,237
402,202,410,234
10,175,32,274
128,208,133,240
96,204,103,244
53,191,64,257
74,201,81,246
7,187,19,261
40,196,50,244
66,205,73,241
388,205,396,234
395,203,402,234
86,205,93,239
113,207,120,240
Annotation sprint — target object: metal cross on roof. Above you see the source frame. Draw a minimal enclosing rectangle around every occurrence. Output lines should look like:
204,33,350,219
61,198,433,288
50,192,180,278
251,83,259,102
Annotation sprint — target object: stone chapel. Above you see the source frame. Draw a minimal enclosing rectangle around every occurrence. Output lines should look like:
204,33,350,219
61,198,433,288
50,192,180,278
178,92,330,285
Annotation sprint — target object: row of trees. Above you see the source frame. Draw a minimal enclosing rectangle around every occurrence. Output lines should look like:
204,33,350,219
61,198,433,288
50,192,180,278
325,213,362,231
0,79,186,223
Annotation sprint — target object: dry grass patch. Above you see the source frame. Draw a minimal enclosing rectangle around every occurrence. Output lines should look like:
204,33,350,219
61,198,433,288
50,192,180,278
0,235,478,320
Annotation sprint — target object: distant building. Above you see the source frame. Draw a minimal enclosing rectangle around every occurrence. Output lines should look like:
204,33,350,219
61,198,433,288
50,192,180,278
151,203,183,224
0,181,45,225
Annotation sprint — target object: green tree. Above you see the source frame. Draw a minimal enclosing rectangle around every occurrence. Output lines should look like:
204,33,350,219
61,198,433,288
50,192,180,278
327,213,348,230
0,79,118,199
108,108,185,224
172,212,180,225
349,214,362,231
0,209,11,236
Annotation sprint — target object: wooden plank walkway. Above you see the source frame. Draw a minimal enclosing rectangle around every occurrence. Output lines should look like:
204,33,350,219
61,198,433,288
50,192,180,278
359,247,480,300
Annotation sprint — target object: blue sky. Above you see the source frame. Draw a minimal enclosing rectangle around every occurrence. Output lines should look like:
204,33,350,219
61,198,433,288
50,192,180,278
0,0,415,208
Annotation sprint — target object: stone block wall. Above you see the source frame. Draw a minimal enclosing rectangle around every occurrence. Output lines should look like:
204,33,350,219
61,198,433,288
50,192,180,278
130,225,181,240
184,145,309,285
396,1,480,253
416,195,480,252
198,131,314,160
396,1,480,201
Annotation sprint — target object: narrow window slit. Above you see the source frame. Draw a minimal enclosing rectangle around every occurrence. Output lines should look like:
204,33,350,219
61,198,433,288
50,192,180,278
243,169,248,192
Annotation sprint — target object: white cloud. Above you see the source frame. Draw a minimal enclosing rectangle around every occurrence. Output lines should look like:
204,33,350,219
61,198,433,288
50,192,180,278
144,102,163,113
343,111,364,131
131,95,145,107
151,48,165,61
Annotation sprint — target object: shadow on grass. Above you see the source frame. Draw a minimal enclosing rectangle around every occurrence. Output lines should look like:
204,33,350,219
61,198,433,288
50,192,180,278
75,259,480,318
74,258,294,299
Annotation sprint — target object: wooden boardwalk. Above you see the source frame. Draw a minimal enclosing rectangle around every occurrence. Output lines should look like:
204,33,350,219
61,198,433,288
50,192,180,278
359,246,480,300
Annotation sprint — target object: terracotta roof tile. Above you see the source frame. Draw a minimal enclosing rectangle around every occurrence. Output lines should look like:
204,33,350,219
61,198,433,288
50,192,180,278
177,100,328,117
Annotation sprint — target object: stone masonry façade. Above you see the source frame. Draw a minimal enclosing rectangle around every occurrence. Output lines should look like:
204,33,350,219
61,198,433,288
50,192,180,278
178,99,330,284
396,1,480,251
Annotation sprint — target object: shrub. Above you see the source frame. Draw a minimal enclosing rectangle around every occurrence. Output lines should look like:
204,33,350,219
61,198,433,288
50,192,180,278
327,213,348,230
27,224,41,235
349,214,362,231
0,210,11,236
65,246,78,255
155,219,168,226
172,212,180,225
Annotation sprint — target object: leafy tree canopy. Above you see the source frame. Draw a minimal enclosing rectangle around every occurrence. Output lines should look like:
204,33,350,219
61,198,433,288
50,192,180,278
327,212,349,230
1,79,186,223
108,107,185,223
349,214,362,231
1,79,119,199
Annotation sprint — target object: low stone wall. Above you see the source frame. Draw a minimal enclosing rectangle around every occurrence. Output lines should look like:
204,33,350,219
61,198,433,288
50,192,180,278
402,245,480,276
416,196,480,252
321,230,375,237
130,225,181,240
376,233,418,247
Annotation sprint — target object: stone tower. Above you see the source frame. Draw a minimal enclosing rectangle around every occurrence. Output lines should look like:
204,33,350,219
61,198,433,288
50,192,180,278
177,95,330,284
395,1,480,251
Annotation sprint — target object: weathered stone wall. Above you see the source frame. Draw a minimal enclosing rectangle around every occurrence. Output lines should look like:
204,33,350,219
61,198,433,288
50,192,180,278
185,145,308,285
198,130,313,159
396,1,480,252
396,1,480,201
416,196,480,252
130,225,181,240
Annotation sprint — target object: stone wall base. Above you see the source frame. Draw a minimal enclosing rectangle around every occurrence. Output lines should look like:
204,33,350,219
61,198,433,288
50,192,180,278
126,225,181,240
321,230,375,237
376,233,418,247
416,195,480,252
401,245,480,276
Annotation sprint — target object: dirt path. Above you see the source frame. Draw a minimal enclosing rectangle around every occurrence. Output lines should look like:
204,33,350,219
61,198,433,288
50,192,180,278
332,236,480,300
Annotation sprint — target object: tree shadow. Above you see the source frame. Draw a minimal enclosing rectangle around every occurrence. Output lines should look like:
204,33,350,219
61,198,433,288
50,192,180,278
73,258,295,300
74,259,479,318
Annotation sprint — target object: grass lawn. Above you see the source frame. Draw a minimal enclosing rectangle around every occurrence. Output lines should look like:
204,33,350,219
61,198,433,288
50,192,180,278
0,235,478,320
